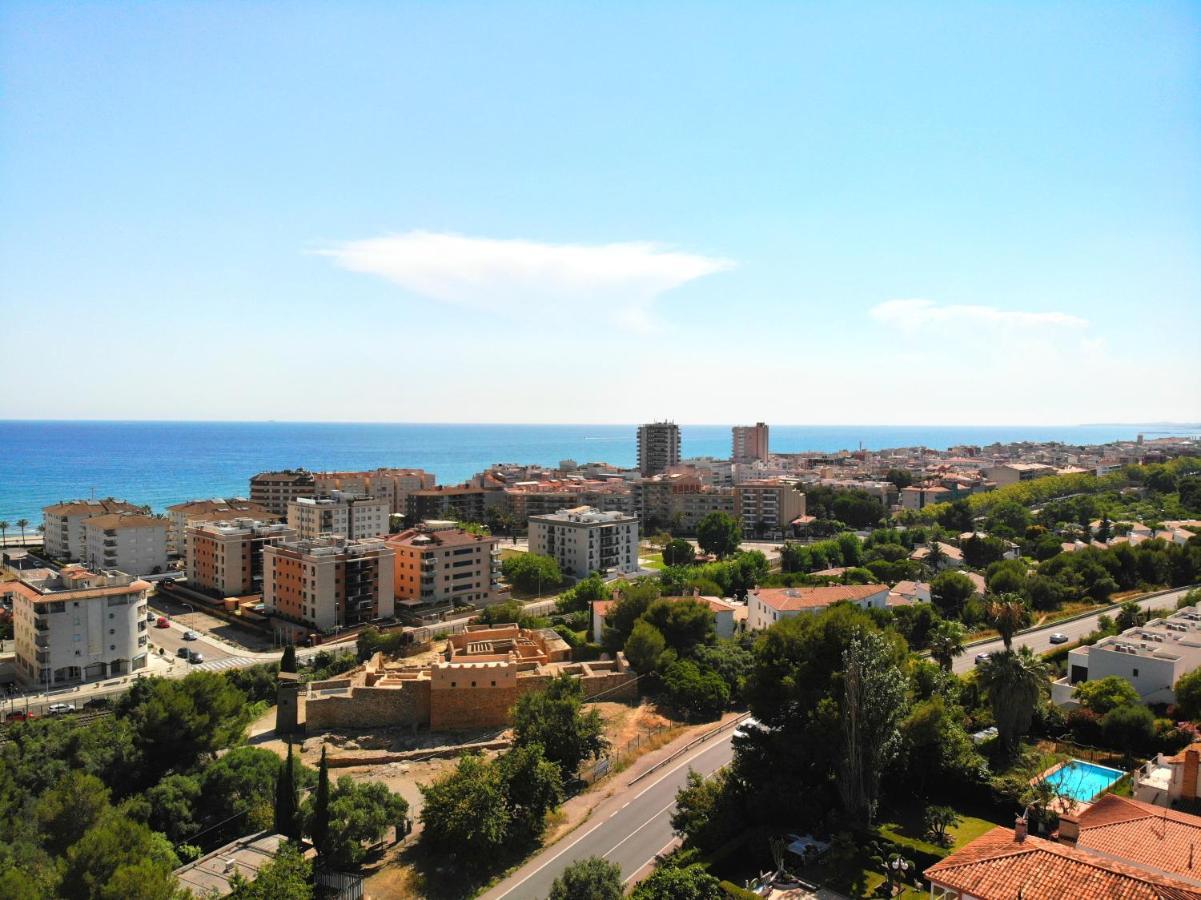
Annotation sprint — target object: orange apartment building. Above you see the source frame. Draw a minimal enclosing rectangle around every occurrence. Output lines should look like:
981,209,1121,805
262,536,395,633
387,521,502,613
185,518,296,597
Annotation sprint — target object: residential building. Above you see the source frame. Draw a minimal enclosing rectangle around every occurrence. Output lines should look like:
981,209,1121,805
248,469,316,516
591,593,737,642
1052,599,1201,706
387,521,502,611
747,584,889,630
286,492,389,541
899,484,952,511
1135,741,1200,807
173,832,290,899
502,480,635,521
983,462,1056,487
637,421,681,476
42,498,143,561
5,565,150,686
166,498,275,556
925,803,1201,900
888,580,931,605
81,513,168,576
732,422,770,462
734,480,805,534
313,468,436,515
185,518,296,597
528,506,639,580
908,541,965,569
633,475,735,533
262,536,395,633
405,484,492,524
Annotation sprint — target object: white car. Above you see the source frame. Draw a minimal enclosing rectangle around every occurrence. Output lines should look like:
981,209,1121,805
974,652,991,665
182,630,199,641
1049,632,1069,645
734,716,766,740
46,703,76,715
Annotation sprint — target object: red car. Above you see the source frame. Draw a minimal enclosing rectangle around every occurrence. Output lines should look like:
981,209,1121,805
4,710,35,722
155,617,170,628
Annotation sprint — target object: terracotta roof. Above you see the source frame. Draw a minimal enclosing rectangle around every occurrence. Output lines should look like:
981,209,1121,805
82,513,165,530
7,578,151,604
1071,795,1201,880
925,826,1201,900
752,584,886,611
43,498,141,516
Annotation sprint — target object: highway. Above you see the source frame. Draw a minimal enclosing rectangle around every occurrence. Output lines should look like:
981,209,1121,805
482,727,738,900
951,585,1196,674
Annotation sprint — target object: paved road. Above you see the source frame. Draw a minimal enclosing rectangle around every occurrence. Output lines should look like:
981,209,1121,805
482,728,737,900
952,586,1195,674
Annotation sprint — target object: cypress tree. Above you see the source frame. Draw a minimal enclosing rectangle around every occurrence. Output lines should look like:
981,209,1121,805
311,745,331,857
274,743,298,839
281,644,298,673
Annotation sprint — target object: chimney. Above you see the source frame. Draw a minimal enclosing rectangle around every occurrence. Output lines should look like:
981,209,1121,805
1184,750,1200,801
1058,812,1079,845
1014,816,1028,843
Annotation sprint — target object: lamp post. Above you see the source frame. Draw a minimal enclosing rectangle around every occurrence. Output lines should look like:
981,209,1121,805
885,853,912,896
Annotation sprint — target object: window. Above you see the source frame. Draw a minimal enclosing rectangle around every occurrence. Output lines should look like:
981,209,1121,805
1132,668,1139,677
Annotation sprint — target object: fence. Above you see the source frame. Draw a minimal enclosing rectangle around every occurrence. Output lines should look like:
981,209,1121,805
578,718,679,785
315,868,364,900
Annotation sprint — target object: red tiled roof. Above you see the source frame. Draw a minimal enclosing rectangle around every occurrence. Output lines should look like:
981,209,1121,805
925,826,1201,900
1072,795,1201,880
751,584,885,611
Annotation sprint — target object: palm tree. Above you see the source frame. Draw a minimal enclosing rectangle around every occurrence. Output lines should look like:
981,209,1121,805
15,519,28,546
924,540,947,573
928,620,967,671
977,646,1050,756
987,593,1031,650
0,521,8,547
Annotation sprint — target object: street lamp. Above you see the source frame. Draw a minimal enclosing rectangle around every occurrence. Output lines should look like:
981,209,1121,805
885,854,912,896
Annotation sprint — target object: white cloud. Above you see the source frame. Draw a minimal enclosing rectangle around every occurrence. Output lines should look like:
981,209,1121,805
319,230,734,331
870,298,1088,331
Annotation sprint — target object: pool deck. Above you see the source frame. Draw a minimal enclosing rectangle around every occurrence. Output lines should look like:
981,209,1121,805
1032,758,1127,814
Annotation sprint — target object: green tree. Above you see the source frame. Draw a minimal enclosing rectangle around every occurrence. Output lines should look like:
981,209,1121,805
671,768,745,852
939,499,975,534
280,644,297,674
1174,668,1201,721
662,538,695,567
123,673,253,775
548,857,624,900
927,620,966,672
838,629,908,825
1115,600,1146,631
227,842,312,900
640,598,716,655
623,621,666,674
35,771,111,857
310,746,331,859
274,745,299,840
924,805,962,846
511,674,607,778
496,743,563,841
600,579,662,650
986,594,1031,650
419,754,511,859
662,658,730,720
930,570,976,620
696,512,741,560
885,469,913,490
630,863,723,900
1073,676,1140,715
976,647,1050,756
501,553,562,594
145,774,203,845
320,777,409,867
202,746,313,833
1102,703,1155,764
59,811,179,900
15,518,29,545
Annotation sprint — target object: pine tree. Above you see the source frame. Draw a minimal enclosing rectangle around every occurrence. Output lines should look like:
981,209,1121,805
280,644,298,674
274,743,298,839
311,745,331,857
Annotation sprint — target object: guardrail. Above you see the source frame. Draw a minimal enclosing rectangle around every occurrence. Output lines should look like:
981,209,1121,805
628,711,752,787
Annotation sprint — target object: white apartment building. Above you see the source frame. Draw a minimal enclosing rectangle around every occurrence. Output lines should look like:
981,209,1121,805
286,492,389,541
1052,600,1201,706
42,498,143,560
186,518,297,597
81,513,169,576
747,585,890,630
528,506,639,580
262,536,395,633
6,565,150,687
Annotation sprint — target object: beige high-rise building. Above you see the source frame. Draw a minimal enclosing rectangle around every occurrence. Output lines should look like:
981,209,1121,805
314,469,436,516
6,565,150,687
42,498,143,561
637,421,681,476
732,422,770,462
186,518,296,597
262,537,395,633
166,498,275,556
734,480,805,534
287,492,389,541
81,513,168,576
249,470,316,516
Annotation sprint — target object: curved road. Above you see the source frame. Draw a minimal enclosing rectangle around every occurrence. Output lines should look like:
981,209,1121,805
951,585,1196,674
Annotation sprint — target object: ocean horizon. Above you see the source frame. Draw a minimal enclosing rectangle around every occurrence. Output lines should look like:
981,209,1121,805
0,419,1197,525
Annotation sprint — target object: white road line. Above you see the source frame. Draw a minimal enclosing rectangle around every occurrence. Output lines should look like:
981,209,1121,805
600,798,676,859
623,839,679,885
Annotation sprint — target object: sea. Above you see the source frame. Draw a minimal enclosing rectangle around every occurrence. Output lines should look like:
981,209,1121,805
0,420,1195,525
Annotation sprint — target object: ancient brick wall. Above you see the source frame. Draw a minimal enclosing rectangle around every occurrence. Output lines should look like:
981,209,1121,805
430,683,521,731
305,681,430,732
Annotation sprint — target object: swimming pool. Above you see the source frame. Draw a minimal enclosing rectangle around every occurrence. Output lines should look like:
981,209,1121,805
1042,760,1125,802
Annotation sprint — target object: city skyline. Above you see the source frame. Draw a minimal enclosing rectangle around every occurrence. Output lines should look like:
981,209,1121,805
2,2,1199,426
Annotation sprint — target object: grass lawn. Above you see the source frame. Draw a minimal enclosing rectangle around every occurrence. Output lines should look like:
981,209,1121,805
879,807,1002,854
640,552,665,570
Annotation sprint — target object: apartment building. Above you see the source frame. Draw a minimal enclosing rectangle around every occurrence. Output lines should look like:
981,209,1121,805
503,480,635,521
249,469,316,516
633,475,735,533
165,498,275,556
747,584,889,630
732,422,770,462
6,565,150,687
262,537,395,632
637,421,681,476
314,468,435,515
899,484,952,511
81,513,168,576
387,522,502,610
287,492,389,541
1052,599,1201,706
42,498,143,560
528,506,639,580
734,480,804,534
404,484,498,525
185,518,296,597
983,462,1056,487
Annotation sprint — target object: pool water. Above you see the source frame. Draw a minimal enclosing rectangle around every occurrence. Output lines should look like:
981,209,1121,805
1043,760,1125,801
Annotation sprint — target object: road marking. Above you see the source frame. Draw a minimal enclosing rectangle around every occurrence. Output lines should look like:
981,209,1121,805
623,838,679,884
633,736,730,801
601,798,676,859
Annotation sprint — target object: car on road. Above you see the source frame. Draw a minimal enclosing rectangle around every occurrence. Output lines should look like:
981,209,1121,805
83,697,111,710
974,652,991,665
177,647,191,659
4,710,35,722
188,651,205,664
47,703,76,715
182,630,198,641
1049,632,1069,644
155,616,170,628
146,611,156,623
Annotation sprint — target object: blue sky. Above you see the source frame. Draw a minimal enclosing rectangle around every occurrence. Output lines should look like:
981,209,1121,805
2,1,1198,424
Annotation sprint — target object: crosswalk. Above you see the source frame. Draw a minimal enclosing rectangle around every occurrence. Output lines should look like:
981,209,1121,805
188,656,255,673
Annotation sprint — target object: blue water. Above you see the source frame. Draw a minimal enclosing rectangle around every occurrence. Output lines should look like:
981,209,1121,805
1043,760,1125,801
0,420,1191,524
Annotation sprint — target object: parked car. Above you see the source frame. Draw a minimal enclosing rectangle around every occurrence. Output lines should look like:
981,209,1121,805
177,646,190,658
974,652,991,665
4,710,35,722
1049,632,1069,645
46,703,76,715
188,651,204,664
155,617,170,628
83,697,111,710
146,611,156,623
182,630,198,641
